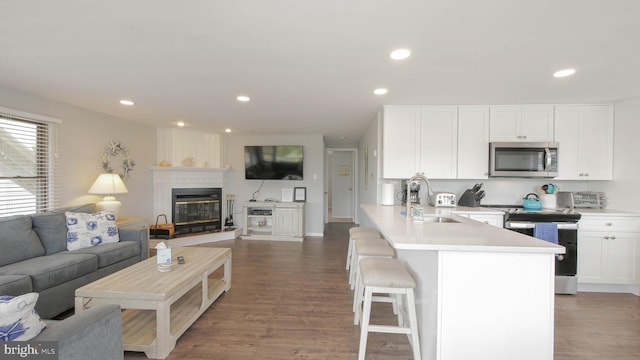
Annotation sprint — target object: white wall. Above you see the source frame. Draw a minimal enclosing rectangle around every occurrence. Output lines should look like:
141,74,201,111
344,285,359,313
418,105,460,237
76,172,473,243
0,85,156,220
357,112,381,223
597,97,640,212
224,134,325,236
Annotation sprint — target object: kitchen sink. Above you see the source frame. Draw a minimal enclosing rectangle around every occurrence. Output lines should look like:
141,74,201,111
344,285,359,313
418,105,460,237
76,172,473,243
420,216,460,223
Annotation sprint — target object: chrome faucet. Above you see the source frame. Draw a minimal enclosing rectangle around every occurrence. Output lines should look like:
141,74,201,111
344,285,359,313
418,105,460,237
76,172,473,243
406,172,433,220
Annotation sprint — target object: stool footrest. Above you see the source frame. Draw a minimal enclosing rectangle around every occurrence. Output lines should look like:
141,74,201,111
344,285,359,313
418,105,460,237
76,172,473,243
368,324,411,335
371,295,394,303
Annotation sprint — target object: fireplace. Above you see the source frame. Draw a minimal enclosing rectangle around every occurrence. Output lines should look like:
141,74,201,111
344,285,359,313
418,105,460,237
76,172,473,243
171,188,222,235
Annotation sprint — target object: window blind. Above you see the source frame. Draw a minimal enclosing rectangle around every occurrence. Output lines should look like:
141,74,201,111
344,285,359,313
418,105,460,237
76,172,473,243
0,113,60,217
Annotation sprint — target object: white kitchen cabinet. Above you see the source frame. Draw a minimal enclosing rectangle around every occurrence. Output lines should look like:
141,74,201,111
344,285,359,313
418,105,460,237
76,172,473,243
382,105,457,179
457,106,490,179
489,105,554,142
554,105,613,180
419,106,458,179
454,211,504,228
382,106,420,179
577,215,639,285
242,202,305,241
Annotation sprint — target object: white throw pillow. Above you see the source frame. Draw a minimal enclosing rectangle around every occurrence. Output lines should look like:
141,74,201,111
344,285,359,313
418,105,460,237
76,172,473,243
0,293,47,341
66,211,120,251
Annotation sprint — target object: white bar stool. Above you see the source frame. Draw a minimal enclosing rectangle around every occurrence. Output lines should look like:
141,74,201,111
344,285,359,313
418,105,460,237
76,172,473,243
346,227,382,271
354,257,421,360
349,237,394,291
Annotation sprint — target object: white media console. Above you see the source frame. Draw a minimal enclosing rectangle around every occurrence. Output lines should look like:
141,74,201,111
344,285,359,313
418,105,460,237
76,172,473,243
242,201,305,241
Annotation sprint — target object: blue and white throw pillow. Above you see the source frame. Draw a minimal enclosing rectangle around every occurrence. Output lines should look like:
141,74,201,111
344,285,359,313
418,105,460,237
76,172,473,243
0,293,47,341
65,211,120,251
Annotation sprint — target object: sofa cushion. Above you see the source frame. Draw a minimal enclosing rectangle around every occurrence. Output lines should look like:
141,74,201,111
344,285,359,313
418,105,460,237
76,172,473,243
0,216,46,267
0,275,32,296
66,212,120,251
0,293,47,341
71,241,140,268
0,253,98,291
32,203,96,255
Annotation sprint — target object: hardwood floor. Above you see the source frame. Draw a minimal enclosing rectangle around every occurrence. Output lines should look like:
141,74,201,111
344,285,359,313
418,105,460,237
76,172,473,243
125,223,640,360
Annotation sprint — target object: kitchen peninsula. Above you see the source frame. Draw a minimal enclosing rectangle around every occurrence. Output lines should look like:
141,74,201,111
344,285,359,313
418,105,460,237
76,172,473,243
360,204,565,360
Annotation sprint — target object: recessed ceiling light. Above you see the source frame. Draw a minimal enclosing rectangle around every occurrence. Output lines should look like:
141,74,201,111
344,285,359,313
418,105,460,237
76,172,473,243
237,95,250,102
390,48,411,60
225,128,231,133
176,121,185,127
119,99,134,106
374,88,388,95
553,69,576,78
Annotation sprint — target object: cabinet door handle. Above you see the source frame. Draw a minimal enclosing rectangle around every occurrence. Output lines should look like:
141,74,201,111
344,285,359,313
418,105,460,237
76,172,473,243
605,222,613,226
604,236,610,239
522,135,527,139
610,236,616,240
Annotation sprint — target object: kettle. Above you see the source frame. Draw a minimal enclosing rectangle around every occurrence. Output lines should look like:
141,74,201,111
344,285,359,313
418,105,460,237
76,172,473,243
522,193,542,210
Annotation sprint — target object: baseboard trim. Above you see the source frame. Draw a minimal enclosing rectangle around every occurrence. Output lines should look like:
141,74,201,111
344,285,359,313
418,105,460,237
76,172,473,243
578,283,640,296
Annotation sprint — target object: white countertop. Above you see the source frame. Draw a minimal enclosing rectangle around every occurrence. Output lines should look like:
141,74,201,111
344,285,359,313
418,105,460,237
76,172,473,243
361,204,565,254
574,208,640,217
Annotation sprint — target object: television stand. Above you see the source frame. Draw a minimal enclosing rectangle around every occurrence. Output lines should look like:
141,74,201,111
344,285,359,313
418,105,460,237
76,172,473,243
242,201,304,241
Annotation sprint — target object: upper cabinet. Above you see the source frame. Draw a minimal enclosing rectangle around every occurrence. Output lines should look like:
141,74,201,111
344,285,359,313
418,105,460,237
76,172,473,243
554,105,614,180
457,106,490,179
381,106,421,179
381,103,613,181
489,105,554,142
419,106,458,179
382,105,457,179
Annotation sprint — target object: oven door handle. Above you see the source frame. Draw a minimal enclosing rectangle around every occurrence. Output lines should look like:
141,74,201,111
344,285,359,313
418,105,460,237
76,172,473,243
506,222,578,230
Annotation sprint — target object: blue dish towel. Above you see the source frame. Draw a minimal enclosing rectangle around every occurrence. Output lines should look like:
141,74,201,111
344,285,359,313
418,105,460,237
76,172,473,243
534,223,559,244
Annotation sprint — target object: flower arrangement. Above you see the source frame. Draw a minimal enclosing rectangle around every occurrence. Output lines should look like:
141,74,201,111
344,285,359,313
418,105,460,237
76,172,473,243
99,140,135,179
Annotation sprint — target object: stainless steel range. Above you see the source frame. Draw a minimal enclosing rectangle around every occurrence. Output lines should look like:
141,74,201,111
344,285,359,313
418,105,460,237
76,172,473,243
483,205,581,295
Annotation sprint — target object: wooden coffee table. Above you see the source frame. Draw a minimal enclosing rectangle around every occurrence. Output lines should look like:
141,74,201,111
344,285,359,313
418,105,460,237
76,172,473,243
75,246,231,359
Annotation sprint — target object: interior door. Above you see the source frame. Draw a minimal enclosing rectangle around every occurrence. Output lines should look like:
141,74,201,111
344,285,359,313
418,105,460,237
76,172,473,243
330,150,354,221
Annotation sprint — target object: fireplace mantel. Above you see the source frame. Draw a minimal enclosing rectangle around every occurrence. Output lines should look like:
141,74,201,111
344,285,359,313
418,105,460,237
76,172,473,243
150,166,227,222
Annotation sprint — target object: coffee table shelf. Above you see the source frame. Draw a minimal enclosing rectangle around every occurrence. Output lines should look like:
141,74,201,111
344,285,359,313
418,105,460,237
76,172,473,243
75,247,231,359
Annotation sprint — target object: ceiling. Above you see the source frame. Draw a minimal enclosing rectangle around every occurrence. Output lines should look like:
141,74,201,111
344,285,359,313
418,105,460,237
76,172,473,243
1,1,639,147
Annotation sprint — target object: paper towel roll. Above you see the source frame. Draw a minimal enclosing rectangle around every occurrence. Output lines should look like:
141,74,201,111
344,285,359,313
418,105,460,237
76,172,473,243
381,183,395,206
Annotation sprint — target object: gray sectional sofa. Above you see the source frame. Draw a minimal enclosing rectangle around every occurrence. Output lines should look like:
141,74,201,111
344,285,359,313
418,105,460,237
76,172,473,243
34,304,124,360
0,203,148,319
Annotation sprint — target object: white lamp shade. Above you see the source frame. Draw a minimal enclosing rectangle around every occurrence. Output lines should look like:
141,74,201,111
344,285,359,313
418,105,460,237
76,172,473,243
88,173,128,195
89,173,128,219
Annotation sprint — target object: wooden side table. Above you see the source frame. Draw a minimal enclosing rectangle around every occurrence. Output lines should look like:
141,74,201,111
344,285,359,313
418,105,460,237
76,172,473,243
116,216,148,230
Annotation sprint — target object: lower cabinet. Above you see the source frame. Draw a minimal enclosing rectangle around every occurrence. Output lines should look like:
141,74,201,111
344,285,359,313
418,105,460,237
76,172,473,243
242,202,305,241
577,215,640,286
453,211,504,228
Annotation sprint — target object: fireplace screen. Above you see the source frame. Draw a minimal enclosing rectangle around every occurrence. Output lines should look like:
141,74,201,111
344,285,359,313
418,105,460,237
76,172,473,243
172,188,221,235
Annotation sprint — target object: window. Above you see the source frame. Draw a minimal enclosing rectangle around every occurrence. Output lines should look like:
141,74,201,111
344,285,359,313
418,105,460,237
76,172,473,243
0,107,60,217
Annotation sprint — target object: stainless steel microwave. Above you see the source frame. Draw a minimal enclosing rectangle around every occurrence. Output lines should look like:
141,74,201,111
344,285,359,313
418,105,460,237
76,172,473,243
489,142,558,178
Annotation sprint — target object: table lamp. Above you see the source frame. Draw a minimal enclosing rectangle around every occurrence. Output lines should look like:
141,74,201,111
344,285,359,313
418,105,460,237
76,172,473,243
88,173,128,219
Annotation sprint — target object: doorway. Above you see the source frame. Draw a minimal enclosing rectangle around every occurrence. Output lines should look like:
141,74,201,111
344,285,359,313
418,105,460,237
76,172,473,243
326,148,357,223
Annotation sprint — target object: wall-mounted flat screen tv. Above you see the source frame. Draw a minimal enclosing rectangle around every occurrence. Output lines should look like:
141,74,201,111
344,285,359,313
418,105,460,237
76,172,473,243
244,145,304,180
